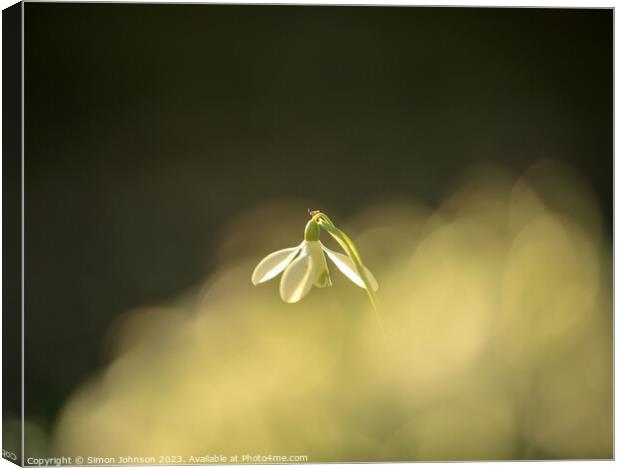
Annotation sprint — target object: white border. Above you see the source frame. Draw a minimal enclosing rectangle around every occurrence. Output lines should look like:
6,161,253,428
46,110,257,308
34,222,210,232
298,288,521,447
0,2,615,468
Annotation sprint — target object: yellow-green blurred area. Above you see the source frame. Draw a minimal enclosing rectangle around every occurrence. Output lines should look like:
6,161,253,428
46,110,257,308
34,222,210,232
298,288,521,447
26,159,610,462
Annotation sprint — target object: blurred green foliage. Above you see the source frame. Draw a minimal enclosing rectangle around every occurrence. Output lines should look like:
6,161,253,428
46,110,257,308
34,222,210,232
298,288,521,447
37,160,612,462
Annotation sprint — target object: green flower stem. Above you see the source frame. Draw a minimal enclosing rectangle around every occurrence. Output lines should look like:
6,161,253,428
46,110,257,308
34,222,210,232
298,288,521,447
311,213,380,312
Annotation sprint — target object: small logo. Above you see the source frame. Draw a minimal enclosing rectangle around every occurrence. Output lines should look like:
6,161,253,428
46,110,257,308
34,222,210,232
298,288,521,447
3,449,17,461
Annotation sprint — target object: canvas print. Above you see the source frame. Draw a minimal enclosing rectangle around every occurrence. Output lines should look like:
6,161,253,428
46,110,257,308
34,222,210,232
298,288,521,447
2,2,613,465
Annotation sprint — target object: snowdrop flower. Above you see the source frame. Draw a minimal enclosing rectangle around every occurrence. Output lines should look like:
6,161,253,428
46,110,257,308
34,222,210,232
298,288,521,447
251,213,378,304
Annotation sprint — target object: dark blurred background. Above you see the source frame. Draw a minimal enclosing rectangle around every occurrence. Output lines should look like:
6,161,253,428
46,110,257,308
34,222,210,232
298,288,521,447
24,4,612,434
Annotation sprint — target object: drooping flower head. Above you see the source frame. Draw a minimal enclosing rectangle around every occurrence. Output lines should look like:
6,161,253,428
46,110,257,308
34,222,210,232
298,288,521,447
251,211,378,307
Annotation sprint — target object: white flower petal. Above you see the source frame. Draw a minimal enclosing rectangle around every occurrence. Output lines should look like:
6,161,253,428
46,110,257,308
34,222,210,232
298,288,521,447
279,252,317,303
314,269,331,288
313,243,331,288
251,245,301,285
314,256,332,288
322,245,379,291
